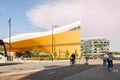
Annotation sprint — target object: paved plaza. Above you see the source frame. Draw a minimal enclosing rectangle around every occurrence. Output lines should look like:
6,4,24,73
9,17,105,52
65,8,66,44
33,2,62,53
64,63,120,80
0,59,120,80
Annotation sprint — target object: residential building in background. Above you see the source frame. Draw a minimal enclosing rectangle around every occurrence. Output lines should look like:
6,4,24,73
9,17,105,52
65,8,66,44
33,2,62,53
81,37,109,56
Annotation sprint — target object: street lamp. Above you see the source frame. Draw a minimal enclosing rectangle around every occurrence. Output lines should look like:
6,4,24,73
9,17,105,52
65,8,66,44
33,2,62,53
8,18,11,47
8,18,12,61
52,25,58,61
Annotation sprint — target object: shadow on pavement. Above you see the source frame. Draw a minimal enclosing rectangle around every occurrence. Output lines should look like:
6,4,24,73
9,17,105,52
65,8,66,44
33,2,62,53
19,64,99,80
0,63,22,66
44,65,62,68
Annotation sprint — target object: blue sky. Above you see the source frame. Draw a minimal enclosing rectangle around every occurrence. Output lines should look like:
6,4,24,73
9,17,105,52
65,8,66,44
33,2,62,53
0,0,47,39
1,0,120,52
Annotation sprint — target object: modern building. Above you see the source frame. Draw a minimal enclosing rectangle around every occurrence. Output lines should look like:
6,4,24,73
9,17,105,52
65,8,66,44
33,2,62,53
81,37,109,55
4,21,81,59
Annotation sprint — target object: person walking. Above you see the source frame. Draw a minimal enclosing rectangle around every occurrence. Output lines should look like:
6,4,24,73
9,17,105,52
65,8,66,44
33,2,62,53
108,52,113,70
85,54,89,65
102,53,109,68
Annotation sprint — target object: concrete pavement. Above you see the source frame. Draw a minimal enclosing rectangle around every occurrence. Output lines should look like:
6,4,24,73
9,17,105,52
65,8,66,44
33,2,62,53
0,60,71,76
63,60,120,80
0,59,102,76
0,59,120,80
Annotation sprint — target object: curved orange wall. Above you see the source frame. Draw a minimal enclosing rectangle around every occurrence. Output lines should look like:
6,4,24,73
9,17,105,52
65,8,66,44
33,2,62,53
6,30,81,58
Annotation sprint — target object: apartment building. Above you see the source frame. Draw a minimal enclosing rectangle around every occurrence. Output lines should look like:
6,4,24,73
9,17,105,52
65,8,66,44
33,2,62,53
81,37,109,55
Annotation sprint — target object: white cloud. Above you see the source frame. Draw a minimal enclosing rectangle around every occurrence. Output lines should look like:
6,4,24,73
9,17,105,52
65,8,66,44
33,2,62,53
27,0,120,51
26,0,83,29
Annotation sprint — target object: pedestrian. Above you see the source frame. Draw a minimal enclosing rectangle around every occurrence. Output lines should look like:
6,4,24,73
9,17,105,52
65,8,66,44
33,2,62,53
108,52,113,70
85,54,89,65
70,53,76,65
102,52,109,68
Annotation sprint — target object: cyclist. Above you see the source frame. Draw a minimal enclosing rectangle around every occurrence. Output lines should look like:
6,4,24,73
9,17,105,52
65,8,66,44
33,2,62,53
70,53,76,65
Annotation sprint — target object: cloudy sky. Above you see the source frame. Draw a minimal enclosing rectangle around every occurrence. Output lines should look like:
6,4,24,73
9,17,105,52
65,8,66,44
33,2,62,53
0,0,120,51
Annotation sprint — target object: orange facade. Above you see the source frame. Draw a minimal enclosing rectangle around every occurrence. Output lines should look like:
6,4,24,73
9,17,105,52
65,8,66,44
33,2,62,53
6,29,81,58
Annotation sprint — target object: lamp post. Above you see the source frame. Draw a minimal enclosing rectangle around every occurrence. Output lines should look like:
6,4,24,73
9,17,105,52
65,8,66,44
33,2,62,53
8,18,12,61
52,25,58,61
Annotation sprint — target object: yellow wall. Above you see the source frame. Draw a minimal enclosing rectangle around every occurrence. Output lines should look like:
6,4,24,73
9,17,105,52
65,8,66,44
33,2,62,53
6,30,81,58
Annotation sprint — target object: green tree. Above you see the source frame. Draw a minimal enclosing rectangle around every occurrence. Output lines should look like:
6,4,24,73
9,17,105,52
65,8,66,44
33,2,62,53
16,52,23,58
111,52,120,55
32,45,40,57
66,50,70,59
53,51,57,58
23,51,32,58
75,49,79,58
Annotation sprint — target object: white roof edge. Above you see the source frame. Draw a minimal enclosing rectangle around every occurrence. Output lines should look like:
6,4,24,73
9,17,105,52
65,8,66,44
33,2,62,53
4,20,81,42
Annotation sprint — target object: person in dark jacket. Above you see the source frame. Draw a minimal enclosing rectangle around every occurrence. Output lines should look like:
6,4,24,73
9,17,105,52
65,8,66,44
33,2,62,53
70,53,76,65
108,52,113,70
85,54,89,65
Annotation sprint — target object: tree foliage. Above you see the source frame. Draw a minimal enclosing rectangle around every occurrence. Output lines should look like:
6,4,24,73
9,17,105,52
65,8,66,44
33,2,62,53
32,45,40,57
111,51,120,55
53,51,57,58
75,49,79,57
66,50,70,59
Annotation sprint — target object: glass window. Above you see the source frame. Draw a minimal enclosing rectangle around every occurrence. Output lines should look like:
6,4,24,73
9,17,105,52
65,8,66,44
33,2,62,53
0,41,5,55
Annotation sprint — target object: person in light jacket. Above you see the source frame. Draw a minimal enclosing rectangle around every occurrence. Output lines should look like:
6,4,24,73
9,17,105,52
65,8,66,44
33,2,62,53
103,53,109,68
